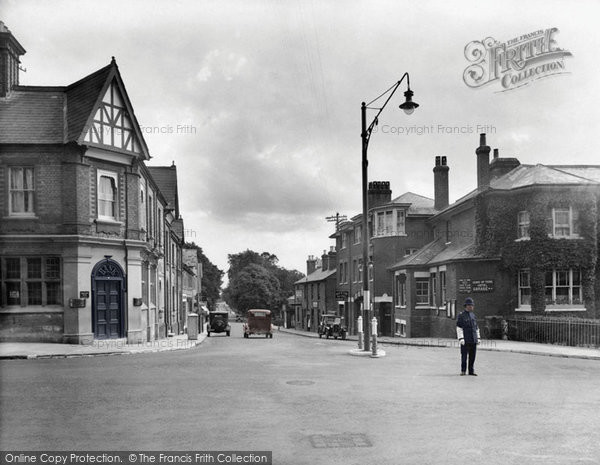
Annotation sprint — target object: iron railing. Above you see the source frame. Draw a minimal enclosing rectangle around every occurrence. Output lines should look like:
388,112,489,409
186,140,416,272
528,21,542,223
507,316,600,348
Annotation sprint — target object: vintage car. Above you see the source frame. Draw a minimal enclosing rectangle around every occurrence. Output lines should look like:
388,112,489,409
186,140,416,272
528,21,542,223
207,310,231,337
318,314,347,340
243,309,273,338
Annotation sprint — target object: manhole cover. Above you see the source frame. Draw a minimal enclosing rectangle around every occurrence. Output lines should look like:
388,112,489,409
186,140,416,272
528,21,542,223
286,380,315,386
309,433,373,448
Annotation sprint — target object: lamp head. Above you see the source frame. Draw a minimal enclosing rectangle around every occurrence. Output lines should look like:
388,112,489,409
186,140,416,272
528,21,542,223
399,89,419,115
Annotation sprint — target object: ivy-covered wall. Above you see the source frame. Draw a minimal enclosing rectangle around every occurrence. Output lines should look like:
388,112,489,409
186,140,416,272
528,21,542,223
475,187,599,317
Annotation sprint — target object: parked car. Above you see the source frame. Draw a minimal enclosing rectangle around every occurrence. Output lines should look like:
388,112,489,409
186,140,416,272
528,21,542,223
244,309,273,338
207,310,231,337
318,314,347,340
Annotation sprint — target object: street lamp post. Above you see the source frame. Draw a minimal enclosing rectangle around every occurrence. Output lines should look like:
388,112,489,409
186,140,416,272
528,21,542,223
360,73,418,352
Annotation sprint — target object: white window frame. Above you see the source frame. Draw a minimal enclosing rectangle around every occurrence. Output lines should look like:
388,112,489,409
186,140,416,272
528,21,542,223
552,207,572,238
544,268,584,311
97,170,119,221
139,182,147,232
517,211,530,240
8,167,36,217
354,225,362,244
440,271,447,305
415,278,430,307
517,269,531,311
396,209,406,235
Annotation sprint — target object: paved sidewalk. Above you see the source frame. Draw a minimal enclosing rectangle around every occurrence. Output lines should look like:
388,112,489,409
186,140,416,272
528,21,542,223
0,332,207,359
278,327,600,361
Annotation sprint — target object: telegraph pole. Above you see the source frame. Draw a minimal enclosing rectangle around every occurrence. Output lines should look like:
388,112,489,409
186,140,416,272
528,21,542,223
325,212,347,231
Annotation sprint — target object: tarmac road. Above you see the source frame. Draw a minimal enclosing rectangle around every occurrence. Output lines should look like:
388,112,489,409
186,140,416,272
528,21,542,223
1,323,599,465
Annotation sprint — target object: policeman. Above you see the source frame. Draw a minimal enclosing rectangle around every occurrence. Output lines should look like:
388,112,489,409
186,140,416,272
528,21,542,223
456,297,480,376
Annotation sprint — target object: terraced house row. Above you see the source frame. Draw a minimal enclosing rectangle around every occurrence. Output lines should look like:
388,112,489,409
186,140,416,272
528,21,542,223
296,134,600,341
0,23,201,343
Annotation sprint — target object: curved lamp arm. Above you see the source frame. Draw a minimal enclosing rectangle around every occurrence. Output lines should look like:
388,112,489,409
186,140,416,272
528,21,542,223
361,72,418,150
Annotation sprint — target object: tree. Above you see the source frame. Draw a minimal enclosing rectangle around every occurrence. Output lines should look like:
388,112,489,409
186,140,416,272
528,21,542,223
184,242,224,311
223,249,305,315
226,263,280,313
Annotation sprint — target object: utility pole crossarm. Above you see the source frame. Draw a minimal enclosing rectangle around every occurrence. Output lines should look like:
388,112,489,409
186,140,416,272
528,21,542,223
326,212,348,232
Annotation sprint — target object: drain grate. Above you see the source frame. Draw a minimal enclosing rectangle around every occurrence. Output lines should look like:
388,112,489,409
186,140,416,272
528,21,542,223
309,433,373,448
286,380,315,386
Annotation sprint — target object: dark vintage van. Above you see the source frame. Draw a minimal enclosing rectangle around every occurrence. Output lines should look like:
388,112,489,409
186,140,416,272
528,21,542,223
243,309,273,338
207,310,231,337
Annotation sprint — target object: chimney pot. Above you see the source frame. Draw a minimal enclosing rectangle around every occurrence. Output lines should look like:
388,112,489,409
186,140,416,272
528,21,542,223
441,155,447,166
493,148,499,159
479,133,487,146
435,156,441,166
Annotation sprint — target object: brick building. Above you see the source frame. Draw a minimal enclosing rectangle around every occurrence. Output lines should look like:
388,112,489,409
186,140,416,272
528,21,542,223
391,134,600,338
293,251,338,332
330,183,436,336
0,23,188,343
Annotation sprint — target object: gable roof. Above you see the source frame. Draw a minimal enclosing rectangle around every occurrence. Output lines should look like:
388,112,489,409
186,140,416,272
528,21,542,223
65,62,114,143
0,58,150,159
147,165,180,216
295,267,337,284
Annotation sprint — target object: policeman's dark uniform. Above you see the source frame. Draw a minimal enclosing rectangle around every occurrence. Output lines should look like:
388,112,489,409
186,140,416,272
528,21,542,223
456,297,480,375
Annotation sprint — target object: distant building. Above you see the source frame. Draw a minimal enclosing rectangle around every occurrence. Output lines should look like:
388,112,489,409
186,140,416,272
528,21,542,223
182,247,202,330
293,251,337,332
0,23,188,343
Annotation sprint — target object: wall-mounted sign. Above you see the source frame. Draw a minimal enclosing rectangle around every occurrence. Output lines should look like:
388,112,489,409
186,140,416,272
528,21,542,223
459,279,472,293
459,278,494,293
80,291,90,299
472,280,494,293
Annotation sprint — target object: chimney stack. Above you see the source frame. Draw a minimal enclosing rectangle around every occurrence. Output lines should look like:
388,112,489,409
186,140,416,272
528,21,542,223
368,181,392,209
321,250,329,271
489,148,521,180
306,255,317,276
433,156,449,211
0,22,26,98
476,133,491,189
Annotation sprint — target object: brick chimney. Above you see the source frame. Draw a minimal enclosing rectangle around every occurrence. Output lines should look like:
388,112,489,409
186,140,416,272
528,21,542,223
489,148,521,180
0,22,26,98
433,156,449,211
307,255,317,275
476,133,491,189
321,250,329,271
368,181,392,209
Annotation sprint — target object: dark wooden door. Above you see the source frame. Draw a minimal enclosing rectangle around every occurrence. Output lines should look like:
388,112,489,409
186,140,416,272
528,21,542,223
95,280,122,339
379,303,392,336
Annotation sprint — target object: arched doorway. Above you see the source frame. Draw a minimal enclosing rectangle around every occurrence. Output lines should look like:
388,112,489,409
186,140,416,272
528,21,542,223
91,256,126,339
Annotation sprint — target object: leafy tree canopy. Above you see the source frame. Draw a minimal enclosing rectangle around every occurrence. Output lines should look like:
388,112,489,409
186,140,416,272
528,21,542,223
224,249,305,315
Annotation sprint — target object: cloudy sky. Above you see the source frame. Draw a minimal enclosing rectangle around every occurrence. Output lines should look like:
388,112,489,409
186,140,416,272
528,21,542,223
3,0,600,276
